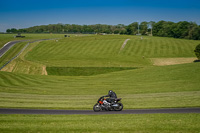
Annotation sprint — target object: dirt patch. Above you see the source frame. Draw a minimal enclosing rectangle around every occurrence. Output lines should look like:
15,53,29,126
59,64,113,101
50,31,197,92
1,61,16,72
151,57,197,66
42,66,48,75
119,39,130,53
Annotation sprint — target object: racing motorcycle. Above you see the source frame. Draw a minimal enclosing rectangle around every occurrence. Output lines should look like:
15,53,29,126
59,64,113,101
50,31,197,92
93,96,123,112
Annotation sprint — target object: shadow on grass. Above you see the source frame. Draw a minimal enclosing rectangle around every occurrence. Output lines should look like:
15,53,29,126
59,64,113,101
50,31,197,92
193,60,200,62
46,67,138,76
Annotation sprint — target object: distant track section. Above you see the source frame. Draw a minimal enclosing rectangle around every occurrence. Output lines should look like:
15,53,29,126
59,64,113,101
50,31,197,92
0,39,57,71
0,108,199,115
0,40,24,58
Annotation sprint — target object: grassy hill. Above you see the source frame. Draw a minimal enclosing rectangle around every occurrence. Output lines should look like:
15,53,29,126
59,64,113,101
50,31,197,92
0,34,200,132
24,35,150,67
0,63,199,109
0,34,199,109
24,35,198,67
2,34,197,75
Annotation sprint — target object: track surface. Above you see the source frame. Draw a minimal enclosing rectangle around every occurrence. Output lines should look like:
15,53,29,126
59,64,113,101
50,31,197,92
0,39,53,58
0,108,199,115
0,41,23,58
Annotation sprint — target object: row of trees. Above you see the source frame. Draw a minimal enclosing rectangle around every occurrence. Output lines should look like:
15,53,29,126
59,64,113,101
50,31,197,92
152,21,200,40
6,21,200,40
7,24,127,34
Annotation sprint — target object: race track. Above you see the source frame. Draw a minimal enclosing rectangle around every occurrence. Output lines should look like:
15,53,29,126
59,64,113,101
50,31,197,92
0,108,199,115
0,41,23,58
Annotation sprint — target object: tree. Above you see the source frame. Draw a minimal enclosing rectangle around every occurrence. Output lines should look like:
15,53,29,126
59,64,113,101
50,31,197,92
172,21,189,38
140,21,148,35
6,29,11,33
8,21,200,40
126,22,138,35
6,28,18,33
188,23,200,40
147,21,155,36
194,44,200,60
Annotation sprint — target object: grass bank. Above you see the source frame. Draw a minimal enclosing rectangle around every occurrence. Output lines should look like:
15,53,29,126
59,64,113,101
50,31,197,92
46,67,137,76
0,114,200,133
0,34,199,109
0,63,199,109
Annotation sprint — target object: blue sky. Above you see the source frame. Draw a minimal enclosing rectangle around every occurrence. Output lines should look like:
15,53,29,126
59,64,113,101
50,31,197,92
0,0,200,32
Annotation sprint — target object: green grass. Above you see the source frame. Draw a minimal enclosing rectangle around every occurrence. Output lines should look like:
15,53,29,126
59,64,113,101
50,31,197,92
24,35,151,67
0,34,200,132
0,114,200,133
0,34,199,109
0,63,199,109
0,42,27,67
0,33,72,73
24,36,198,68
121,36,198,58
0,34,23,48
0,33,67,48
46,67,137,76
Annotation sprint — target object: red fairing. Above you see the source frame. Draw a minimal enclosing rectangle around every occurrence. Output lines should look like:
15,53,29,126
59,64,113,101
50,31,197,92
99,101,103,104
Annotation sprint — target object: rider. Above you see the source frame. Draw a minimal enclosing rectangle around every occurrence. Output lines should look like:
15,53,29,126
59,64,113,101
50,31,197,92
104,90,117,104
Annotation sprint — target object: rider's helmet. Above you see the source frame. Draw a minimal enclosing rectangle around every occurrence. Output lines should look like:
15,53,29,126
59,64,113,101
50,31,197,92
108,90,117,98
108,90,113,95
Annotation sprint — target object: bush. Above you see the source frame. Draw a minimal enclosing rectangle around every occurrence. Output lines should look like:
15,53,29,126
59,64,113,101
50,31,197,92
194,44,200,60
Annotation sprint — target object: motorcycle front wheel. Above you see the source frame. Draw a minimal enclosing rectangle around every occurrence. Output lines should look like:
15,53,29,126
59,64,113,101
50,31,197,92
113,103,123,111
93,103,101,112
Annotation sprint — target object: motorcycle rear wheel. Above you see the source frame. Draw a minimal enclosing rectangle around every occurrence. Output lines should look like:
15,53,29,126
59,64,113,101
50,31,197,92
93,103,101,112
113,103,123,111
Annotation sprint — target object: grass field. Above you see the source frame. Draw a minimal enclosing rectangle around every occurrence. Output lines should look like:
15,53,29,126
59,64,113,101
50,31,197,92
0,34,200,132
0,34,199,109
0,114,200,133
0,62,199,109
24,35,198,67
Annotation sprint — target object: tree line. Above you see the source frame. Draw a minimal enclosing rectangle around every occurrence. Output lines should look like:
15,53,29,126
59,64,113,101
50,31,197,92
6,21,200,40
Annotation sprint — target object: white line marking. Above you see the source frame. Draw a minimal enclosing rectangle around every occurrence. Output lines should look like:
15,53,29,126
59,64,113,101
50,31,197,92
119,39,130,53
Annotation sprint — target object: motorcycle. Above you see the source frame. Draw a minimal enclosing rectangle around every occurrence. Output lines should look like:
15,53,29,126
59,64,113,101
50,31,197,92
93,96,123,112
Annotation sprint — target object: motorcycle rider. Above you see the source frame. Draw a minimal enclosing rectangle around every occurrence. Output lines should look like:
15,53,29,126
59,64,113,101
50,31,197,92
94,90,123,112
104,90,117,104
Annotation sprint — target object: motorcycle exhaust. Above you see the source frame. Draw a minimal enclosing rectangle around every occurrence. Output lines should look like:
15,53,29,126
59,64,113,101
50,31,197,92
112,104,119,107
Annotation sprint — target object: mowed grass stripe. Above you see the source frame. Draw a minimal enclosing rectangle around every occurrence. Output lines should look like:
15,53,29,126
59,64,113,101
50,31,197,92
0,72,41,86
81,41,92,55
124,40,133,56
0,57,200,109
181,41,189,56
174,40,180,56
145,39,152,56
126,39,138,55
1,63,199,94
52,43,66,57
71,41,85,55
46,67,137,76
171,40,176,55
141,40,148,57
101,40,115,55
75,41,88,55
24,35,198,68
0,72,29,86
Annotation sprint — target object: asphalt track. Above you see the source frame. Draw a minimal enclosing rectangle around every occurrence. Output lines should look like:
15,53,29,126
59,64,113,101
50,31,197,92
0,39,52,58
0,108,200,115
0,40,23,58
0,39,56,70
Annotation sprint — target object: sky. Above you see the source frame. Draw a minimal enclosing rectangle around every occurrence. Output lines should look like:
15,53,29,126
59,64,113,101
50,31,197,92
0,0,200,32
